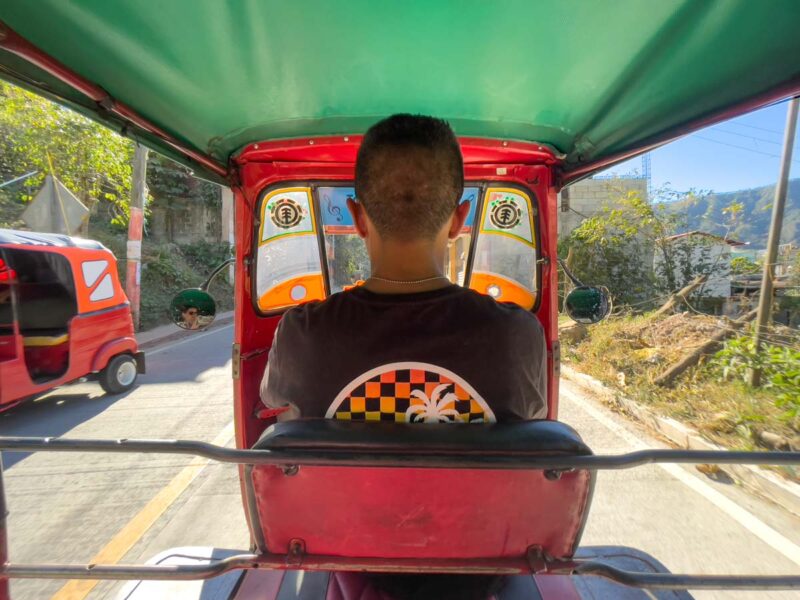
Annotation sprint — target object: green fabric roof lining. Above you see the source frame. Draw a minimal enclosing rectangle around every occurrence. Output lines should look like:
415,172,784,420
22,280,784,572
1,0,799,183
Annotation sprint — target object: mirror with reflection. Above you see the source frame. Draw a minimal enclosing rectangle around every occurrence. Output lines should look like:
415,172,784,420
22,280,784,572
564,286,610,324
170,288,217,330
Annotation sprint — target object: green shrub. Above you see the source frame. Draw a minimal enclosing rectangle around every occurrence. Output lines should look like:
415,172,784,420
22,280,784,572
711,336,800,428
180,240,233,272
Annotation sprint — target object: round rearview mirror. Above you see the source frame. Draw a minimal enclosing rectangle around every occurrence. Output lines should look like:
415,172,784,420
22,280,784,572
564,286,610,324
170,288,217,331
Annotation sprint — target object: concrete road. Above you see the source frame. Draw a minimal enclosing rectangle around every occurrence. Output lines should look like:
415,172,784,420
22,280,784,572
1,324,248,600
1,326,799,599
559,381,800,600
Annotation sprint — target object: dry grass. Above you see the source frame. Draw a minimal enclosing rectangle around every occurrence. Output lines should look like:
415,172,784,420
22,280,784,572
563,312,798,453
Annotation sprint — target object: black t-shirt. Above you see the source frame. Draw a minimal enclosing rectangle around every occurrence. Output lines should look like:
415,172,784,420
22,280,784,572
260,285,547,422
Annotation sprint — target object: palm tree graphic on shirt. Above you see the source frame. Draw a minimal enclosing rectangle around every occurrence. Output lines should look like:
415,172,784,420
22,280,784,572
406,383,463,423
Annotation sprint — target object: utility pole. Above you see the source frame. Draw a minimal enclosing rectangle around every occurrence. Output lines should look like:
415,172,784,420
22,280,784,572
126,144,149,331
221,187,235,283
749,97,798,387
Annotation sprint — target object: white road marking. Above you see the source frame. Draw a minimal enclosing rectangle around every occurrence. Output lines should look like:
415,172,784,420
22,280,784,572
146,324,234,356
561,386,800,567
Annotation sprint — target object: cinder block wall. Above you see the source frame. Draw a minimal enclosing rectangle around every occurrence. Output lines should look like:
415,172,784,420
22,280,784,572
558,178,648,238
149,199,222,244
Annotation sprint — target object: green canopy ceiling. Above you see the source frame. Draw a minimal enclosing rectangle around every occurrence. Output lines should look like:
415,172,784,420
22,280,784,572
1,0,799,183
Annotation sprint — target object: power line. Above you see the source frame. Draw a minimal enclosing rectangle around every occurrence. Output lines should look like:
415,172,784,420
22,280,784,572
710,126,800,148
694,135,800,164
725,121,784,136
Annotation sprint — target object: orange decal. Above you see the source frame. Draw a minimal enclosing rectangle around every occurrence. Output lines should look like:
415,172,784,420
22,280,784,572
257,273,326,312
470,271,536,310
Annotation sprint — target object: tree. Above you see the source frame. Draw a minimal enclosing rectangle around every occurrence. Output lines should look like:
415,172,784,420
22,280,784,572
0,82,133,225
560,188,675,306
0,81,220,234
730,255,761,276
790,251,800,291
559,182,744,308
146,153,221,239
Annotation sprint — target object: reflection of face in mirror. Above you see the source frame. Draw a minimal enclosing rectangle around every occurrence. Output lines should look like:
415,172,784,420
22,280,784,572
564,286,610,324
170,289,217,331
181,306,200,330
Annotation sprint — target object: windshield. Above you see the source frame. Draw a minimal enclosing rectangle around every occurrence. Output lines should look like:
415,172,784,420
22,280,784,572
255,184,538,312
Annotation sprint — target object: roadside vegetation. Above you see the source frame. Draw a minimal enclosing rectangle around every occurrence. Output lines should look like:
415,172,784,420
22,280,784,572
562,313,799,453
90,216,234,330
1,81,232,330
560,184,800,467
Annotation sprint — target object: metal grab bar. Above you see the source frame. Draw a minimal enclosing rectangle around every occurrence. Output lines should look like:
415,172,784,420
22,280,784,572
0,436,798,469
1,554,799,590
573,562,800,590
1,437,798,593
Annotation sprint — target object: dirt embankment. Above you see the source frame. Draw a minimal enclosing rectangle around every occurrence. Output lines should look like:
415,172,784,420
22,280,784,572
562,311,800,460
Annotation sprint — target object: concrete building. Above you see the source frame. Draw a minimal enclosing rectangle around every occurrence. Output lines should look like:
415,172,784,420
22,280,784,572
558,177,648,238
654,231,745,298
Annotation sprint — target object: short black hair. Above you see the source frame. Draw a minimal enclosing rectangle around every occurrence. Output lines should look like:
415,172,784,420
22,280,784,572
355,114,464,240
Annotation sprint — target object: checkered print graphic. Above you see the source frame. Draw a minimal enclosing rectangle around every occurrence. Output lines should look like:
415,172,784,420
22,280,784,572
332,368,488,423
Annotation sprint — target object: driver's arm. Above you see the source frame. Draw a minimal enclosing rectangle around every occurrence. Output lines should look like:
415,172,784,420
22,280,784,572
259,318,301,421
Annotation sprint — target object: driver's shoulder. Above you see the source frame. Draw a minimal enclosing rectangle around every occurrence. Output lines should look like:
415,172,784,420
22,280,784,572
276,291,349,331
458,287,542,328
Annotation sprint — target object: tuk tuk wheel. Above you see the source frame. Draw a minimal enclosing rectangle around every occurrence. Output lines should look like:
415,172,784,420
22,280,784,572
99,354,139,395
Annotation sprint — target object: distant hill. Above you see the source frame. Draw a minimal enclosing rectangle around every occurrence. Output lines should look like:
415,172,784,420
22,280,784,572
668,178,800,249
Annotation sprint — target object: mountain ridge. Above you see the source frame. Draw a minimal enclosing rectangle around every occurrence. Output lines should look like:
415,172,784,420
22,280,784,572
669,178,800,249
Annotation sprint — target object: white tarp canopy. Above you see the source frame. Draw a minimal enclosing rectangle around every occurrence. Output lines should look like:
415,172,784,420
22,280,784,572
21,174,89,235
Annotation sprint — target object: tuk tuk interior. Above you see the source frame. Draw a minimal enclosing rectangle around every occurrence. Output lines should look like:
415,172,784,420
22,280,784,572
0,1,799,598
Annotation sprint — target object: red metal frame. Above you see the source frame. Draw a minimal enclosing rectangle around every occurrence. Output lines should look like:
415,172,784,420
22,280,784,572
230,138,563,539
0,459,8,600
248,465,593,560
232,137,561,444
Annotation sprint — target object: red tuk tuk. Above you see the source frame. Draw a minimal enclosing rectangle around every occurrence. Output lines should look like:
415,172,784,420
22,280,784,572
0,1,799,598
0,229,144,409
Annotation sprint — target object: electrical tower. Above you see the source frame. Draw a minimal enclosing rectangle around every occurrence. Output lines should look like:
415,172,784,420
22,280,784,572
641,152,652,198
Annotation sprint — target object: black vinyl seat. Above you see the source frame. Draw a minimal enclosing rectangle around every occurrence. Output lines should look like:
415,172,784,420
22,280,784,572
254,418,592,457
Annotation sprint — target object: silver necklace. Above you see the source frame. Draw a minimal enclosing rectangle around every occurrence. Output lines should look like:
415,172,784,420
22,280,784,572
367,275,450,285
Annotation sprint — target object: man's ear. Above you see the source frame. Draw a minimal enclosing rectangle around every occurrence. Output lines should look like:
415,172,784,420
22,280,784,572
347,198,369,239
448,200,470,240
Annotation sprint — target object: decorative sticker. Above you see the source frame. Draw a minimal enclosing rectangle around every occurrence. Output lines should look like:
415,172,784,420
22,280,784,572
260,188,315,243
325,362,496,424
319,187,356,232
480,188,534,246
270,197,304,229
460,187,479,232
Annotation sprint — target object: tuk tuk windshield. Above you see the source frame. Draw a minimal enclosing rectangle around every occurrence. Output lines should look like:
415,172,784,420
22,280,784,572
255,184,540,313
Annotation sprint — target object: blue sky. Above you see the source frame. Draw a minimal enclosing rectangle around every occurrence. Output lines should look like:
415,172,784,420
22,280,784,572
596,99,798,196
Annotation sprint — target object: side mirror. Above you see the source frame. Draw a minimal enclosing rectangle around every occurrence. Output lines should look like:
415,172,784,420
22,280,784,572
564,286,610,324
170,288,217,331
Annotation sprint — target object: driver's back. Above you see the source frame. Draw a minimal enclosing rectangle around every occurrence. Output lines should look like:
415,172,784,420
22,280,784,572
260,114,547,425
260,283,547,423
